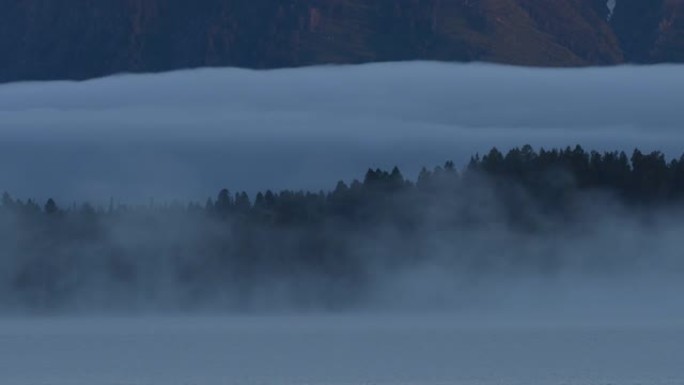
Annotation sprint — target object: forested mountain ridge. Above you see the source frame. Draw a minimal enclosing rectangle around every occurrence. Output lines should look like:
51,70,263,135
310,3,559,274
0,0,682,83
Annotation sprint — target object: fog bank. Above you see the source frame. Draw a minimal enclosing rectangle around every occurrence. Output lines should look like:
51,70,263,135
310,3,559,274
1,62,684,203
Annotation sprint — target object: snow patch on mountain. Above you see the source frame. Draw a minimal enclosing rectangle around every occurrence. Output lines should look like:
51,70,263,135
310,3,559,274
607,0,617,20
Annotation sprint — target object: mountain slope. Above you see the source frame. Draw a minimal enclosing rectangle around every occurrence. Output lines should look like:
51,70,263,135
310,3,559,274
0,0,680,82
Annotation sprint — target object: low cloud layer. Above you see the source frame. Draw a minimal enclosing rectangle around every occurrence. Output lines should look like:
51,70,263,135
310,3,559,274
2,63,684,317
1,62,684,203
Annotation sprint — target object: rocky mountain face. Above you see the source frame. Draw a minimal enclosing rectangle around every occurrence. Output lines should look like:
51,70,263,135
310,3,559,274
0,0,681,82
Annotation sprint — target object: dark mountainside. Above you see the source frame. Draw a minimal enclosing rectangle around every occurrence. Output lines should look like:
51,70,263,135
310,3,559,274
3,146,684,312
1,0,683,83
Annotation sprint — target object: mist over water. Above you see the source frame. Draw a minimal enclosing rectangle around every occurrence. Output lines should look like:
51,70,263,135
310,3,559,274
2,63,684,384
1,62,683,315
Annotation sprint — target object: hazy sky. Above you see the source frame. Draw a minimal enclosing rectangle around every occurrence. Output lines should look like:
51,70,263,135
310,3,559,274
1,62,683,203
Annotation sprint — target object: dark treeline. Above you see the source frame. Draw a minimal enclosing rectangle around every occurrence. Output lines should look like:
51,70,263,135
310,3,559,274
1,145,684,312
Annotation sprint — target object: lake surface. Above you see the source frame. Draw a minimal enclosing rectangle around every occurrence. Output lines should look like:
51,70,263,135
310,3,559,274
0,315,682,385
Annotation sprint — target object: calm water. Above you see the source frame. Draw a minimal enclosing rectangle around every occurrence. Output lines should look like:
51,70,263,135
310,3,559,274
0,315,682,384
